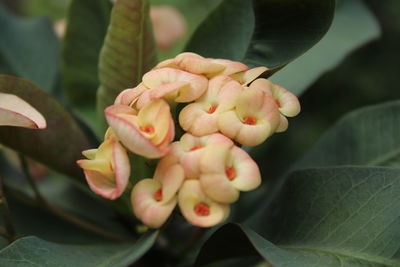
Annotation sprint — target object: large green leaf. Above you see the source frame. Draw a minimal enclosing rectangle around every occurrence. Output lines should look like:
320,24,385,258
198,167,400,266
96,0,157,132
0,8,59,92
293,101,400,170
238,101,400,223
62,0,112,105
0,230,158,266
270,0,380,96
186,0,335,70
0,75,89,180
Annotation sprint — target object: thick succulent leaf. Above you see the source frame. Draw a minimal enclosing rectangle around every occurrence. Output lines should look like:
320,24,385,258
199,167,400,266
97,0,157,131
238,101,400,223
0,8,59,92
0,75,89,180
270,0,380,96
62,0,112,105
184,0,254,62
185,0,335,70
0,231,158,267
293,101,400,170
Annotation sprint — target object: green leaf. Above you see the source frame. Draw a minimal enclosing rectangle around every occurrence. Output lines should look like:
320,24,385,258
186,0,335,70
0,75,89,180
96,0,157,132
0,231,158,266
0,8,59,92
199,167,400,266
62,0,112,105
293,101,400,170
270,0,381,96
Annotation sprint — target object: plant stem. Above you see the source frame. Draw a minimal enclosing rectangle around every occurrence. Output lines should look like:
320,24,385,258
18,153,45,203
0,177,16,242
17,154,130,242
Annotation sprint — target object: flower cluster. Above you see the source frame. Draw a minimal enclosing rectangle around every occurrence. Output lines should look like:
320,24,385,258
78,52,300,228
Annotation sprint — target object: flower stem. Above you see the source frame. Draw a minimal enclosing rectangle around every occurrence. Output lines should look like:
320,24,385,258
0,176,16,242
17,153,130,242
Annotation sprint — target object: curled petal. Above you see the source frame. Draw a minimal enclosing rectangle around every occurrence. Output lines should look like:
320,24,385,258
142,68,208,102
219,89,280,146
0,93,46,129
154,163,185,201
208,59,248,77
178,180,229,228
105,102,173,159
276,114,289,133
179,103,219,136
199,146,261,203
250,79,300,117
114,84,147,107
174,52,226,74
173,133,233,179
271,84,301,117
229,146,261,191
179,79,242,136
136,81,189,109
77,139,130,200
131,179,176,229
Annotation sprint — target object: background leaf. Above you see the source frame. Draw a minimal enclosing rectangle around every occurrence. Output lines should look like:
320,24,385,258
0,7,59,93
96,0,157,132
185,0,335,70
293,100,400,170
270,0,381,96
0,75,89,180
61,0,112,105
0,231,158,267
199,167,400,266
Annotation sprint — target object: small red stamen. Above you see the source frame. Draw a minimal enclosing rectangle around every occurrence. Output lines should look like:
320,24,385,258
154,188,163,201
207,105,217,114
109,163,114,171
189,145,204,151
194,203,210,216
140,125,155,134
243,117,257,125
239,81,245,85
275,99,281,108
225,166,236,180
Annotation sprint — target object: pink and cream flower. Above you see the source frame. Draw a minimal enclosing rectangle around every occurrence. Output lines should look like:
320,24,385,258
179,76,242,136
0,93,46,129
136,67,208,108
199,146,261,204
178,180,230,228
249,78,301,132
156,52,248,77
131,160,185,228
105,99,174,159
218,84,281,146
171,133,233,179
77,132,130,200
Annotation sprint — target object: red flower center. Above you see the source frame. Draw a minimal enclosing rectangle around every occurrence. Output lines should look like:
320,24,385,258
194,202,210,216
243,117,257,125
207,105,217,114
225,166,236,180
189,145,204,151
140,125,155,134
153,188,163,201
